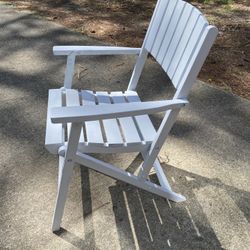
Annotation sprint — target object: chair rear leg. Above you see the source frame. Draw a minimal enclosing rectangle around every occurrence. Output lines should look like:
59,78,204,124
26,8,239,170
153,158,172,190
141,151,172,190
139,109,181,180
52,156,74,232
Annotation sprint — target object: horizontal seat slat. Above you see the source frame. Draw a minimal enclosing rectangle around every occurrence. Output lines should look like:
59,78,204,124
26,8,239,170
95,92,124,146
46,90,156,153
81,90,104,146
124,91,156,143
110,91,142,146
65,89,85,143
45,89,64,154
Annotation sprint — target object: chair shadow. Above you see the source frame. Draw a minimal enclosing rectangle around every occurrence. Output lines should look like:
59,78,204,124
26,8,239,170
54,228,86,249
109,161,221,250
54,166,100,249
53,153,249,249
110,157,250,250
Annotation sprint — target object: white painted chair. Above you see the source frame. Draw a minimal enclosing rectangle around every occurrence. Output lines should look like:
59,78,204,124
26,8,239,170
45,0,218,231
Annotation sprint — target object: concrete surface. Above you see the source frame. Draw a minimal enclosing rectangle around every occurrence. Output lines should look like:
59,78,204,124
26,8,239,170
0,3,250,250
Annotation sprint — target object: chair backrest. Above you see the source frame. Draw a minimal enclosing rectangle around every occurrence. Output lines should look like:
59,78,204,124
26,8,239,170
128,0,218,99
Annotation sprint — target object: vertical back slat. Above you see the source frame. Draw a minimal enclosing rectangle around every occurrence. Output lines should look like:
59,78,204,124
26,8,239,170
144,0,170,51
128,0,170,91
150,0,177,57
155,0,186,64
172,16,208,87
143,0,216,94
161,3,193,74
167,9,201,80
174,25,218,99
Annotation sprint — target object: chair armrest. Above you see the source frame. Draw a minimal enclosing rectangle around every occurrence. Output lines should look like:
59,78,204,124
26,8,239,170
50,99,188,123
53,46,141,56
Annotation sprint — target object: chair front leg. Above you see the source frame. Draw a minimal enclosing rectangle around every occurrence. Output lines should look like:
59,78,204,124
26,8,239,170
52,155,75,231
52,123,82,232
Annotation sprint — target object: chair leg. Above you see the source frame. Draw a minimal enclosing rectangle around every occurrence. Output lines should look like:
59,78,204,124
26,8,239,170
74,152,186,202
52,155,74,232
139,151,186,202
153,159,172,190
52,123,82,231
141,151,172,190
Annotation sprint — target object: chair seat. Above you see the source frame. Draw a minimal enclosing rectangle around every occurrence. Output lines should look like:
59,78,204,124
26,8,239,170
45,89,156,154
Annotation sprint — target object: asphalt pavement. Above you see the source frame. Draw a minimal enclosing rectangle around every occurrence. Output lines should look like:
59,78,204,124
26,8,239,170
0,3,250,249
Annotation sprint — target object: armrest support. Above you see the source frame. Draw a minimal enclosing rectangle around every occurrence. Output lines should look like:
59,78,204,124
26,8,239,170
53,46,141,56
51,99,188,123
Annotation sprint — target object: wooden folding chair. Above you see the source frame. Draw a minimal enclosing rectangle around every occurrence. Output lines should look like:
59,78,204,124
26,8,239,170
45,0,218,231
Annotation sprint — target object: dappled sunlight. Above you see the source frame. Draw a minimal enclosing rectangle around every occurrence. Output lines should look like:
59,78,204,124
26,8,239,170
7,0,250,99
109,171,220,248
1,49,51,75
0,84,30,102
82,20,123,38
0,3,249,249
